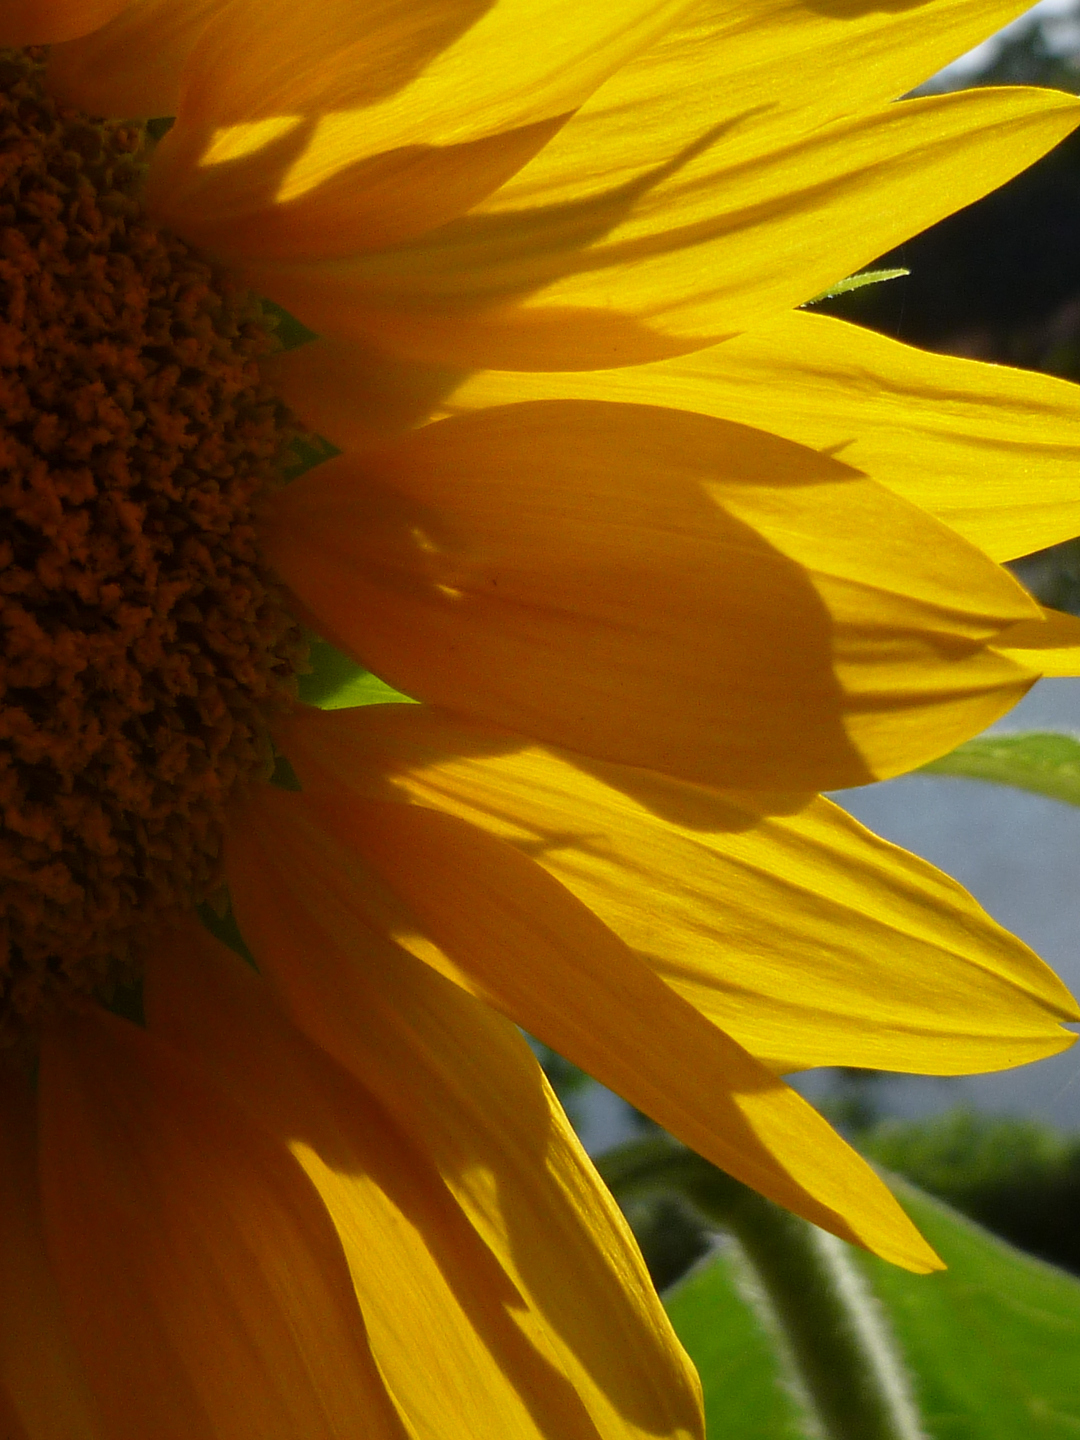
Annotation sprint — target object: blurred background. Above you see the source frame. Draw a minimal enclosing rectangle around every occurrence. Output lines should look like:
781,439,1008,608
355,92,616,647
548,4,1080,1288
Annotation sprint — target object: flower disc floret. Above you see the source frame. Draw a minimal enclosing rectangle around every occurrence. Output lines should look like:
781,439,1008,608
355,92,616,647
0,50,304,1044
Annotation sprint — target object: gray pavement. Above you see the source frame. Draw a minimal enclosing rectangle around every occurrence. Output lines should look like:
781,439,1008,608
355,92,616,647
824,678,1080,1130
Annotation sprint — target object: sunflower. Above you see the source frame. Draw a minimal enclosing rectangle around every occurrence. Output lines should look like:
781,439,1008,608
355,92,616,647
4,1,1080,1434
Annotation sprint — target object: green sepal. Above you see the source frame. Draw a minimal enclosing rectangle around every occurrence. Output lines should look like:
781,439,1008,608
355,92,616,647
919,731,1080,807
261,298,319,352
804,268,909,304
197,895,258,970
298,634,417,710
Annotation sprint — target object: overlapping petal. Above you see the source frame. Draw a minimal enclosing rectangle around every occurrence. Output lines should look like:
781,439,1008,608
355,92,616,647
280,703,1080,1078
45,0,225,120
141,0,693,260
265,334,458,451
265,400,1037,791
473,0,1042,224
176,0,691,137
224,803,706,1440
417,310,1080,565
227,782,940,1272
0,1073,104,1440
242,88,1080,367
147,920,671,1440
10,0,1080,1387
38,1007,405,1440
0,0,133,45
991,605,1080,676
147,111,573,264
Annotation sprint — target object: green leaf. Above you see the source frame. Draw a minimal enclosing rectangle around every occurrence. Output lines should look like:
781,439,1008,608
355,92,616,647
665,1182,1080,1439
298,634,417,709
804,268,909,304
919,731,1080,807
862,1185,1080,1439
664,1236,807,1440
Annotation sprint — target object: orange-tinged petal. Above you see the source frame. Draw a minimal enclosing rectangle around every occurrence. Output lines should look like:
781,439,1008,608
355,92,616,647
148,116,569,264
437,310,1080,564
264,334,461,451
45,0,223,120
265,401,1036,790
0,1384,28,1440
991,606,1080,677
224,794,706,1440
38,1006,405,1440
0,0,132,44
281,703,1080,1078
146,918,669,1440
246,88,1080,368
0,1071,104,1440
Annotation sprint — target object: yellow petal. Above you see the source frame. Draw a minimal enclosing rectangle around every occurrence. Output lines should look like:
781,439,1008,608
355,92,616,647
439,309,1080,564
265,401,1036,790
991,605,1080,676
0,1071,104,1440
38,1007,405,1440
246,88,1080,368
147,0,1034,263
282,703,1080,1077
45,0,224,120
148,116,569,264
145,0,692,258
224,794,706,1440
146,917,670,1440
493,0,1038,201
177,0,693,136
265,776,941,1272
0,0,131,44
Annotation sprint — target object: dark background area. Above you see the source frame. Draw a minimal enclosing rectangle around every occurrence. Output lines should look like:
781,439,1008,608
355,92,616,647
821,26,1080,375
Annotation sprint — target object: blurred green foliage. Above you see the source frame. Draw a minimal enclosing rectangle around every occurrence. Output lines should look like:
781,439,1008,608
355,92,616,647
859,1109,1080,1277
920,733,1080,806
620,1193,713,1292
538,1048,1080,1287
667,1182,1080,1440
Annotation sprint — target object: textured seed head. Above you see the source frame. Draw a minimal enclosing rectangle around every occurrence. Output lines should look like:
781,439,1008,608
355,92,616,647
0,49,305,1046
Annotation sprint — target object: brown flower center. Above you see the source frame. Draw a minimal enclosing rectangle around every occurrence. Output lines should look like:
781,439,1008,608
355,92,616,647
0,49,304,1045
